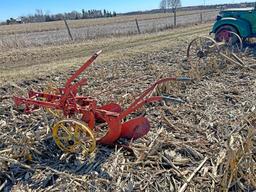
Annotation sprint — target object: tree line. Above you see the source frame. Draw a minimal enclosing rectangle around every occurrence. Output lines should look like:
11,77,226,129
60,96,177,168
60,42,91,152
4,9,117,25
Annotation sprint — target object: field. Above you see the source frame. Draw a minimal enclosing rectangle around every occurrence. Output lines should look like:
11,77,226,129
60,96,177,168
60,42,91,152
0,11,256,192
0,9,218,50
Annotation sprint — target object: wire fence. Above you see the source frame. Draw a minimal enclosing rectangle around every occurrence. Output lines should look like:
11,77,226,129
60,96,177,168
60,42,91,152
0,10,219,50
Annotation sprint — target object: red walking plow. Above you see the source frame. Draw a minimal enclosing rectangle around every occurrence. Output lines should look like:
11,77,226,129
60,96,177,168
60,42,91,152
13,51,189,156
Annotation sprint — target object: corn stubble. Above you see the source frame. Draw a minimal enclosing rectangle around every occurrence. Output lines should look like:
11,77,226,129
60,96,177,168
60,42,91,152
0,26,256,191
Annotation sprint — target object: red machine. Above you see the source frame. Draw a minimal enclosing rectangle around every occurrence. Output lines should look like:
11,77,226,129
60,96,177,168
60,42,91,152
13,51,188,156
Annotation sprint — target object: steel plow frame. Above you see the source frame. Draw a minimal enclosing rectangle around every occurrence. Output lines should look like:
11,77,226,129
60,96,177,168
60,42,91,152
13,50,190,156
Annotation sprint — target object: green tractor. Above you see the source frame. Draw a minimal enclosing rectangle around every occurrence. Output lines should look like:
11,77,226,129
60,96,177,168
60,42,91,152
211,7,256,44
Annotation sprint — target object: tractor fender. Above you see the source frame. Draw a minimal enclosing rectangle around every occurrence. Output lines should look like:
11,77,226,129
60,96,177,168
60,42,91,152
211,17,251,38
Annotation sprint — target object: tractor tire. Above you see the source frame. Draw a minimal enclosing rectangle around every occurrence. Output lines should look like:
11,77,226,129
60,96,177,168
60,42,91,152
215,25,240,44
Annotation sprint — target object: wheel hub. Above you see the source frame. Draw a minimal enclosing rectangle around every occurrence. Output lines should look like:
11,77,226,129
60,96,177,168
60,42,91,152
197,50,206,58
68,140,75,145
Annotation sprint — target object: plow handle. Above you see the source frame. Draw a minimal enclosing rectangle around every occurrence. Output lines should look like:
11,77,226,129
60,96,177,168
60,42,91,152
65,50,102,88
119,77,190,119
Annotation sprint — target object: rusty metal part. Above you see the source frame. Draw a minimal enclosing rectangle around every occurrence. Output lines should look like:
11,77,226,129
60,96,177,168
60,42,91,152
187,32,244,74
216,30,243,51
186,36,221,74
187,36,219,59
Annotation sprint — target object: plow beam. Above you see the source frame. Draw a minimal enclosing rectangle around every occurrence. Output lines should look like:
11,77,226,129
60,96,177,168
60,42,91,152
65,50,102,88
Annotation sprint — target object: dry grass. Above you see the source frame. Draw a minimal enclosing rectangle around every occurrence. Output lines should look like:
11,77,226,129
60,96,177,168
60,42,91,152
0,22,255,191
0,23,211,85
0,9,217,35
0,10,218,51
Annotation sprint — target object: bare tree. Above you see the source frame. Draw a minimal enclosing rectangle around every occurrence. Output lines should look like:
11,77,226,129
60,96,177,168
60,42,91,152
169,0,181,26
160,0,181,26
160,0,167,13
34,9,45,22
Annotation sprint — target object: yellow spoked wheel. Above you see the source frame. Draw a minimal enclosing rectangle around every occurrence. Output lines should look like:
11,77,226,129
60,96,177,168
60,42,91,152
52,119,96,156
47,107,63,119
44,82,63,118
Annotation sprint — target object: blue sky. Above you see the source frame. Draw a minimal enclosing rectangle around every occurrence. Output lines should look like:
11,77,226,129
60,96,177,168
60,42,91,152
0,0,255,21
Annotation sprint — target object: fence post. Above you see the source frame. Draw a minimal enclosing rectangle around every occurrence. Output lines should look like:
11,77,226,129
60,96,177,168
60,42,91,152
200,12,203,23
63,18,73,41
174,11,177,27
135,19,141,34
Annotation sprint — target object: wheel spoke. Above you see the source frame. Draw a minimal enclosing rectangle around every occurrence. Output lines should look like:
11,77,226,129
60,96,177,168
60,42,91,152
58,136,70,141
74,124,80,138
187,36,223,76
60,123,73,137
52,119,96,155
80,144,90,154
